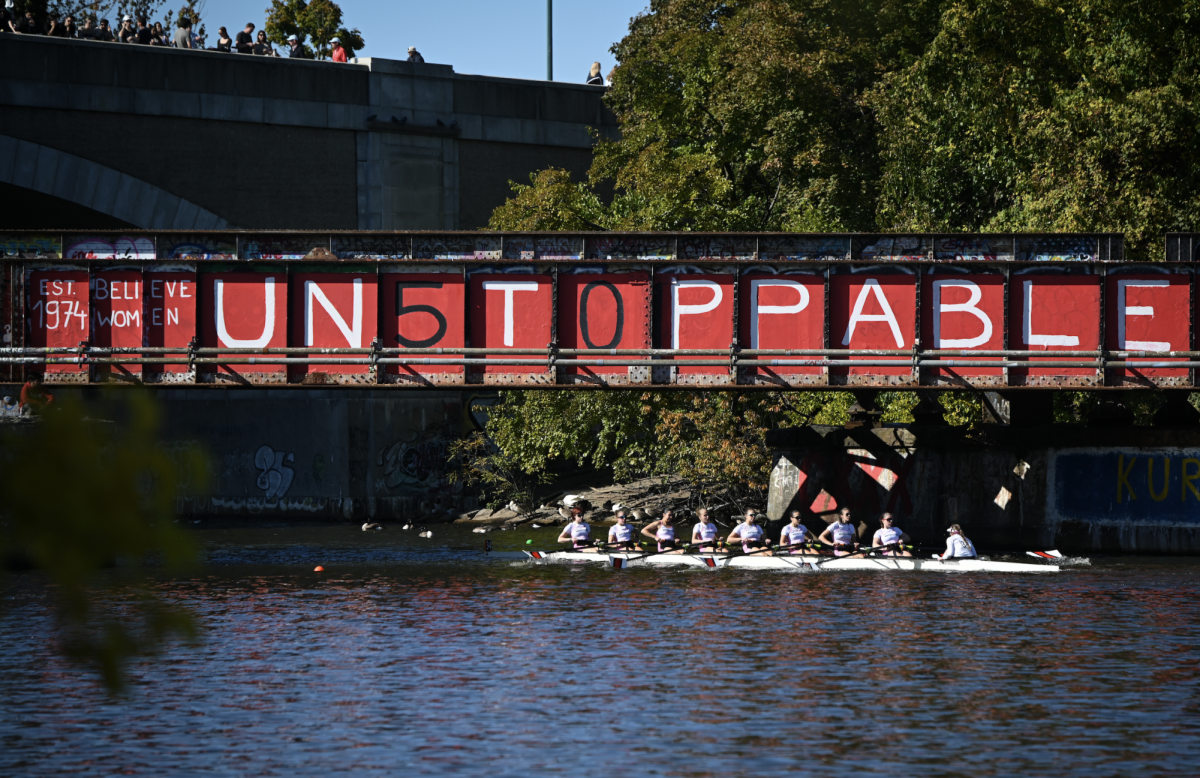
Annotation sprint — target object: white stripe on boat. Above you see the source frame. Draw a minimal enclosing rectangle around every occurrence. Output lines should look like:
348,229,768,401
522,550,1060,574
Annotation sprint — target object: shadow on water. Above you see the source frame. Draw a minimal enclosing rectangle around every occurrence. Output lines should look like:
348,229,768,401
3,524,1200,777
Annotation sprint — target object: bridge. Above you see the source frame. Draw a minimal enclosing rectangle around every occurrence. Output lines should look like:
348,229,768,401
0,35,615,232
4,227,1199,548
2,229,1197,394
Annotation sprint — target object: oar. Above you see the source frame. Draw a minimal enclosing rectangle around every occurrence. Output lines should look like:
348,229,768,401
813,544,898,566
611,541,723,568
735,540,823,557
1027,549,1064,561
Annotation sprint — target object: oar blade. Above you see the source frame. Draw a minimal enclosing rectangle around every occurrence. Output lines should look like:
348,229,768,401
1026,550,1064,561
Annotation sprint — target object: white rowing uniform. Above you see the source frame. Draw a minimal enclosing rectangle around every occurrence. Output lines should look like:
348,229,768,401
873,526,904,555
827,520,857,555
609,523,634,545
735,522,765,551
942,534,977,559
567,522,591,547
656,524,677,552
692,521,719,544
781,523,809,552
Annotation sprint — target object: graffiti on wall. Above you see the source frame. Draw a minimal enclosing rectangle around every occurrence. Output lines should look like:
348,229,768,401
255,445,296,499
1052,449,1200,523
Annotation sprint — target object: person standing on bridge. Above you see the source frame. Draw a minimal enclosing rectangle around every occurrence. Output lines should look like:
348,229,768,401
173,16,191,49
254,30,277,56
330,36,346,62
407,46,424,63
215,26,232,52
134,17,151,45
287,34,306,58
235,22,254,54
586,62,603,85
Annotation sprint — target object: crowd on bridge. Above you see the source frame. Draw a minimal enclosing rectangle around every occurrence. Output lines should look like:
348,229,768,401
0,6,426,64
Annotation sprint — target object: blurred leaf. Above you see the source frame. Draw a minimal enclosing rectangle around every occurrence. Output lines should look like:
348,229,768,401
0,391,208,693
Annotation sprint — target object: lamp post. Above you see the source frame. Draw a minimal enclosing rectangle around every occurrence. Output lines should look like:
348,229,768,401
547,0,553,81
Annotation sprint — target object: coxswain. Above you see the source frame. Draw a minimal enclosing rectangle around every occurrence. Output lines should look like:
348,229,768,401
779,510,813,554
641,510,682,554
690,508,721,552
607,509,637,551
819,507,859,556
871,512,912,557
939,524,977,559
727,509,772,555
557,507,596,552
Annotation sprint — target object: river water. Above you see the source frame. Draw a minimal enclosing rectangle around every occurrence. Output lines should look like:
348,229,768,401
3,524,1199,777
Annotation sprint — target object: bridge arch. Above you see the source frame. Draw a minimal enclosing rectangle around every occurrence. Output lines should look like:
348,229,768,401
0,135,231,230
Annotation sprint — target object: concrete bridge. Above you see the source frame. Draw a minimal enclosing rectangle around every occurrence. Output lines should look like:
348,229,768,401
0,34,616,231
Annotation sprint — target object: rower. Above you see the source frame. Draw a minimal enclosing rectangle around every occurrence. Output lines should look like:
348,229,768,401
557,507,596,552
641,510,682,554
871,512,912,557
690,508,721,552
727,509,772,555
608,509,637,551
779,510,812,554
819,507,859,556
939,524,977,559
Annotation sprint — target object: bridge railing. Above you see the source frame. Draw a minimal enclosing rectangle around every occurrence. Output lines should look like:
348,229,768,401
2,230,1199,389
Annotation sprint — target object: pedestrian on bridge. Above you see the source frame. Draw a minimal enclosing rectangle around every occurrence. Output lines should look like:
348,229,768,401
407,46,424,63
331,36,346,62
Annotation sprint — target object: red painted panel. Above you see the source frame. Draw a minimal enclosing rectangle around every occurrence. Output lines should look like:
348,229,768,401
382,272,465,376
920,274,1004,377
830,274,915,376
738,274,824,375
290,272,378,376
1009,274,1100,378
91,270,143,377
559,273,650,375
655,274,734,375
1105,273,1190,379
469,274,552,374
200,272,288,376
144,272,198,375
28,270,89,374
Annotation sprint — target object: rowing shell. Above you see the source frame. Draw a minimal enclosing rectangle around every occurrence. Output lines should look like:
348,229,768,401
523,550,1059,574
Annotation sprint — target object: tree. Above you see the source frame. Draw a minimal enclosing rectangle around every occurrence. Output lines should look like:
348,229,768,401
490,0,1200,428
264,0,364,59
453,389,855,513
870,0,1200,260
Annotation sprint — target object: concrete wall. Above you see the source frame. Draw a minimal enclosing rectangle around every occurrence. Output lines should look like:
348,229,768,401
0,384,486,521
767,425,1200,554
0,35,616,231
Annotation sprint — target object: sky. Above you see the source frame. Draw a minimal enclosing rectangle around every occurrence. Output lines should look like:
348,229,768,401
192,0,651,81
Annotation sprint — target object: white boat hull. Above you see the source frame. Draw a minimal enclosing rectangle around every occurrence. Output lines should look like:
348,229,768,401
523,550,1059,574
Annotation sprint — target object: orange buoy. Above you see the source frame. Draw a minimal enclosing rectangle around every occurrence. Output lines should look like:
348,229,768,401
314,565,325,572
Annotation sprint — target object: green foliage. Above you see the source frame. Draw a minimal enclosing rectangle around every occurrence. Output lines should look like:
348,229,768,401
655,393,777,509
0,393,208,692
447,429,550,511
870,0,1200,260
939,393,984,428
264,0,364,58
457,389,859,511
